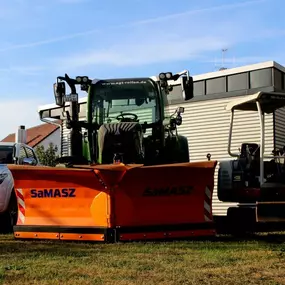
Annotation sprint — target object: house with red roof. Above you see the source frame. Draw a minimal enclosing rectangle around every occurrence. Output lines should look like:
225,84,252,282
1,121,61,155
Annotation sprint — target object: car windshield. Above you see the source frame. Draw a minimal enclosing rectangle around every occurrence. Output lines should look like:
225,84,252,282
0,145,14,164
91,79,159,126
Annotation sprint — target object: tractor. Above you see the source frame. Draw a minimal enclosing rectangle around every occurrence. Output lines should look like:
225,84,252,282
53,71,194,166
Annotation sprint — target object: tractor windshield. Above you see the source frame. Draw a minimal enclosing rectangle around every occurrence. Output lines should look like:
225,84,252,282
90,78,160,126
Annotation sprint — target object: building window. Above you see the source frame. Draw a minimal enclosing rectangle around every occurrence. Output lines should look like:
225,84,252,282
250,68,272,89
206,77,226,95
194,81,205,96
228,72,248,92
274,69,283,90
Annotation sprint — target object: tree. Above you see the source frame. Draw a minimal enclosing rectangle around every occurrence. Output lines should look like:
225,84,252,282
35,142,59,167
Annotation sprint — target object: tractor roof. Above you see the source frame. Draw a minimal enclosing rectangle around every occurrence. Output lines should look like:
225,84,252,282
91,77,153,85
225,91,285,114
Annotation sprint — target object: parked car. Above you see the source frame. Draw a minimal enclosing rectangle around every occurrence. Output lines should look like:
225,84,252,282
0,142,39,233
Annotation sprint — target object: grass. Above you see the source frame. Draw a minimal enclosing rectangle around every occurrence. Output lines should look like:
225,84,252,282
0,234,285,284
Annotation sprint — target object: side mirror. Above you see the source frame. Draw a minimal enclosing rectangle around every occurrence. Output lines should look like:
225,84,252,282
22,157,37,166
177,107,184,115
182,76,194,101
53,82,66,107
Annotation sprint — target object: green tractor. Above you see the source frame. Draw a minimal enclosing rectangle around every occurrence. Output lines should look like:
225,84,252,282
52,71,194,166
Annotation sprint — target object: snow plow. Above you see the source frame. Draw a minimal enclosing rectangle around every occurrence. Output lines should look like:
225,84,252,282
10,161,217,242
8,70,218,242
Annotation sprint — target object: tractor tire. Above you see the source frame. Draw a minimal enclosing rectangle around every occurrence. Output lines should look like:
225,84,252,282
226,206,256,237
0,190,18,234
176,135,190,163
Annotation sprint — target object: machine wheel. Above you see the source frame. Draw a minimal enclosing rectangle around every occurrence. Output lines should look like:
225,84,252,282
163,135,190,164
175,135,190,163
226,206,256,236
0,191,18,234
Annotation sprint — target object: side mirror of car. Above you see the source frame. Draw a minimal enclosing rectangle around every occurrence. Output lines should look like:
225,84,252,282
22,157,37,166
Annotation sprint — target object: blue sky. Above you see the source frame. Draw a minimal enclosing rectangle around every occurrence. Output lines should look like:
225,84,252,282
0,0,284,139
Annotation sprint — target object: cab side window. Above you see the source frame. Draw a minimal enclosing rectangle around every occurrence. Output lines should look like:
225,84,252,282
18,146,27,165
25,147,38,164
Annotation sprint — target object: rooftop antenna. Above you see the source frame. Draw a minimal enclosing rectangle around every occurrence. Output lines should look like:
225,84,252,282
219,48,228,71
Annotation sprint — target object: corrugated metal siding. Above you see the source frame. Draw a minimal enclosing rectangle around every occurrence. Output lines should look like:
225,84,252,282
274,107,285,149
165,95,274,216
61,95,275,216
61,120,70,157
61,119,86,157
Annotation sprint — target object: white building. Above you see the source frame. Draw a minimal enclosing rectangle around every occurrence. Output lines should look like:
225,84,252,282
37,61,285,217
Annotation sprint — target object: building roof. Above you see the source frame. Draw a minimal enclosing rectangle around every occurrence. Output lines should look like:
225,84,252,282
1,121,61,148
38,60,285,112
192,60,285,81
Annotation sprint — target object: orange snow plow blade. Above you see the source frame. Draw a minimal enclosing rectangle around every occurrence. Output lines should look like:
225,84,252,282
8,160,217,242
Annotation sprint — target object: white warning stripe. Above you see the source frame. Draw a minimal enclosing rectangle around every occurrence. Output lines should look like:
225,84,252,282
17,199,25,209
18,211,25,224
204,186,212,222
16,188,24,196
204,215,211,222
204,201,211,213
15,188,25,224
205,186,211,199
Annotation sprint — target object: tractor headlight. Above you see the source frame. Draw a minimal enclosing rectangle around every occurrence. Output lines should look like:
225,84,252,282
159,73,166,80
82,76,89,83
76,76,82,83
165,72,173,79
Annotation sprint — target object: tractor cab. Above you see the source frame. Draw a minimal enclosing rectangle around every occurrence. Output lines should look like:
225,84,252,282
53,71,194,166
218,91,285,204
90,78,162,165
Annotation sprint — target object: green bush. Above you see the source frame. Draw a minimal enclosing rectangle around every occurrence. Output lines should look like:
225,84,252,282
35,142,59,167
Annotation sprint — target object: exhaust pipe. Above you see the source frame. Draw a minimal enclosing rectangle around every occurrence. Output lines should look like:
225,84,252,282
15,125,27,144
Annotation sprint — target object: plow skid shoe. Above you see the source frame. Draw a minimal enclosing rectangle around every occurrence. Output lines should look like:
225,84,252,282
256,202,285,223
8,161,217,242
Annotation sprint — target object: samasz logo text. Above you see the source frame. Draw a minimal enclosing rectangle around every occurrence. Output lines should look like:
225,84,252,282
143,186,193,197
30,188,76,198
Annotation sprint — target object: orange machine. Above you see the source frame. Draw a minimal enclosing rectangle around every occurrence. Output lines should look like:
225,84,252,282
9,161,217,242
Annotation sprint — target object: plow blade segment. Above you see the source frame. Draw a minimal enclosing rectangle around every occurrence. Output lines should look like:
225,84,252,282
111,161,217,240
8,165,115,241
